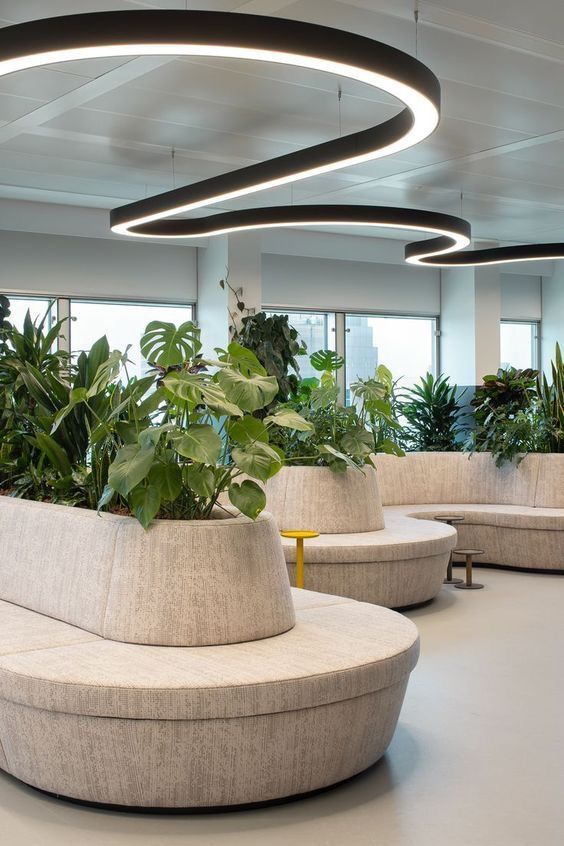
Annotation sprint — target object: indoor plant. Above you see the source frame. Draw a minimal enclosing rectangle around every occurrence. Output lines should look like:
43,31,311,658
398,372,463,452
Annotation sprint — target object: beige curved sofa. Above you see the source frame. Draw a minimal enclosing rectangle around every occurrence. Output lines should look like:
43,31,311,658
0,495,419,809
373,452,564,571
266,467,457,608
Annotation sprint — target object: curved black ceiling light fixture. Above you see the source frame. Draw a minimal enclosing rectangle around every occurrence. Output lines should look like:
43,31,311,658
0,10,440,237
130,204,472,262
405,240,564,267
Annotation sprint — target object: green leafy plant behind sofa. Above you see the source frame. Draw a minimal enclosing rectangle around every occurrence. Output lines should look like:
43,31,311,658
269,352,403,472
398,372,463,452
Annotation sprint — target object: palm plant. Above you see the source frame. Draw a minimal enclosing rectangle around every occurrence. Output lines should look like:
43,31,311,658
537,343,564,453
398,372,462,451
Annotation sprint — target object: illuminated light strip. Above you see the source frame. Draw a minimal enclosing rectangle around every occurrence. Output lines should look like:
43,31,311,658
129,204,472,260
0,10,440,238
406,241,564,267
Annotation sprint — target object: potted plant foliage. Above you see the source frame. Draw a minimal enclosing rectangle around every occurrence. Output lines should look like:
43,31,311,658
398,372,463,452
265,351,404,533
0,308,313,646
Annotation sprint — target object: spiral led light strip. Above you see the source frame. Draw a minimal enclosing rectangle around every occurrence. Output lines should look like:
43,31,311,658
0,10,440,235
0,10,559,267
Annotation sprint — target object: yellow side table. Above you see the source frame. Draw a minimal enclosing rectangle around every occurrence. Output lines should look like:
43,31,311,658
280,530,320,589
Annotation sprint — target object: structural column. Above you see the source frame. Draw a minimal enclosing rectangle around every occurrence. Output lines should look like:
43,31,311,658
440,258,501,390
541,266,564,374
197,232,262,355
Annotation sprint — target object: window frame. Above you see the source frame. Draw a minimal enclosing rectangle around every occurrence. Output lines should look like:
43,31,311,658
500,318,540,371
344,310,440,400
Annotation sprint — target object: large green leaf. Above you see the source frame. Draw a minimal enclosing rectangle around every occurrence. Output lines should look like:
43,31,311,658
218,342,267,376
216,368,278,413
264,408,314,432
228,415,268,445
129,484,161,529
50,387,88,434
108,443,155,496
173,424,222,465
232,441,283,482
163,372,243,417
310,349,344,373
183,464,216,498
34,432,73,477
340,428,374,458
228,480,266,519
148,461,182,501
141,321,201,367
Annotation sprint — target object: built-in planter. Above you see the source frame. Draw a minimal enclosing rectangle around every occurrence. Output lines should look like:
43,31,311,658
0,496,295,647
265,466,385,534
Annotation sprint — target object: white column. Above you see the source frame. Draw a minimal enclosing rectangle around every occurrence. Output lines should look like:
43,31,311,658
440,258,501,387
541,268,564,374
197,233,262,356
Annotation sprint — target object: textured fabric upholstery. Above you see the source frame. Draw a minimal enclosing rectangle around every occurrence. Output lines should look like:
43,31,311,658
103,511,295,646
0,497,119,634
0,499,295,646
0,683,408,808
265,466,385,533
535,454,564,507
373,452,540,506
0,592,419,721
280,515,456,564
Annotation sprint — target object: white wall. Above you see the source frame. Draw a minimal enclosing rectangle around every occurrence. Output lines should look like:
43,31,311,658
262,253,441,315
541,269,564,373
501,274,541,320
0,230,197,302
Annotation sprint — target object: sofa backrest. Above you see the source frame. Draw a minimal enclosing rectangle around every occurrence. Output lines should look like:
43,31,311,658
0,497,295,645
534,454,564,507
372,452,541,507
0,497,120,634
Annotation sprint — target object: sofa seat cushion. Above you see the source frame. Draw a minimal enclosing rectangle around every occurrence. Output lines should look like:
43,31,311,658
0,589,419,722
0,600,100,656
387,504,564,532
281,516,456,564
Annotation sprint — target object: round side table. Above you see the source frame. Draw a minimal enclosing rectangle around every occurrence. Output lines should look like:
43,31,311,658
453,548,485,590
434,515,465,585
280,530,320,589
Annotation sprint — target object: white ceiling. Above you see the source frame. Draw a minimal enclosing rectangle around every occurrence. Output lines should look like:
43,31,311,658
2,0,564,246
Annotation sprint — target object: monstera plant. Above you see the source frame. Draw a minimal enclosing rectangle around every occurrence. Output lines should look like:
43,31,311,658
99,320,312,526
268,350,403,472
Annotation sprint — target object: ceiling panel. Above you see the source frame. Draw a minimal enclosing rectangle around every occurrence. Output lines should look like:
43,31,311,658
1,0,564,245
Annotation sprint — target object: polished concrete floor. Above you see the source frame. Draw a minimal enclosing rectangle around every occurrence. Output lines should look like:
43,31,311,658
1,567,563,846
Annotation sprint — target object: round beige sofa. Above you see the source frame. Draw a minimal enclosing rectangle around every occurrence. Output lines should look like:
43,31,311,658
266,466,457,608
264,454,564,610
373,452,564,572
0,496,419,809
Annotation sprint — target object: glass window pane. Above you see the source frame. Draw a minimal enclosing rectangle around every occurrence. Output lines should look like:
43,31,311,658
1,295,54,331
263,310,336,380
70,300,193,379
345,314,436,400
500,322,536,370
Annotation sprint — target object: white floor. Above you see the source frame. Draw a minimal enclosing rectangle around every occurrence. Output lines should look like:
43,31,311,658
1,567,563,846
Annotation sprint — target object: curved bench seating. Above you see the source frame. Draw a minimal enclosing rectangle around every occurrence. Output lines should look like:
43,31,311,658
279,510,456,608
374,453,564,572
266,454,564,609
266,466,456,608
0,495,419,809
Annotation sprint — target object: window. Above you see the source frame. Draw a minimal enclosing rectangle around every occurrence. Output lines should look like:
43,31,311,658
70,300,194,379
263,310,336,380
345,313,437,400
500,321,539,371
1,295,55,331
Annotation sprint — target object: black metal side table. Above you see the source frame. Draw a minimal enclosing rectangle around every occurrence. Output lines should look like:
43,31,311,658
434,515,465,584
453,548,485,590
